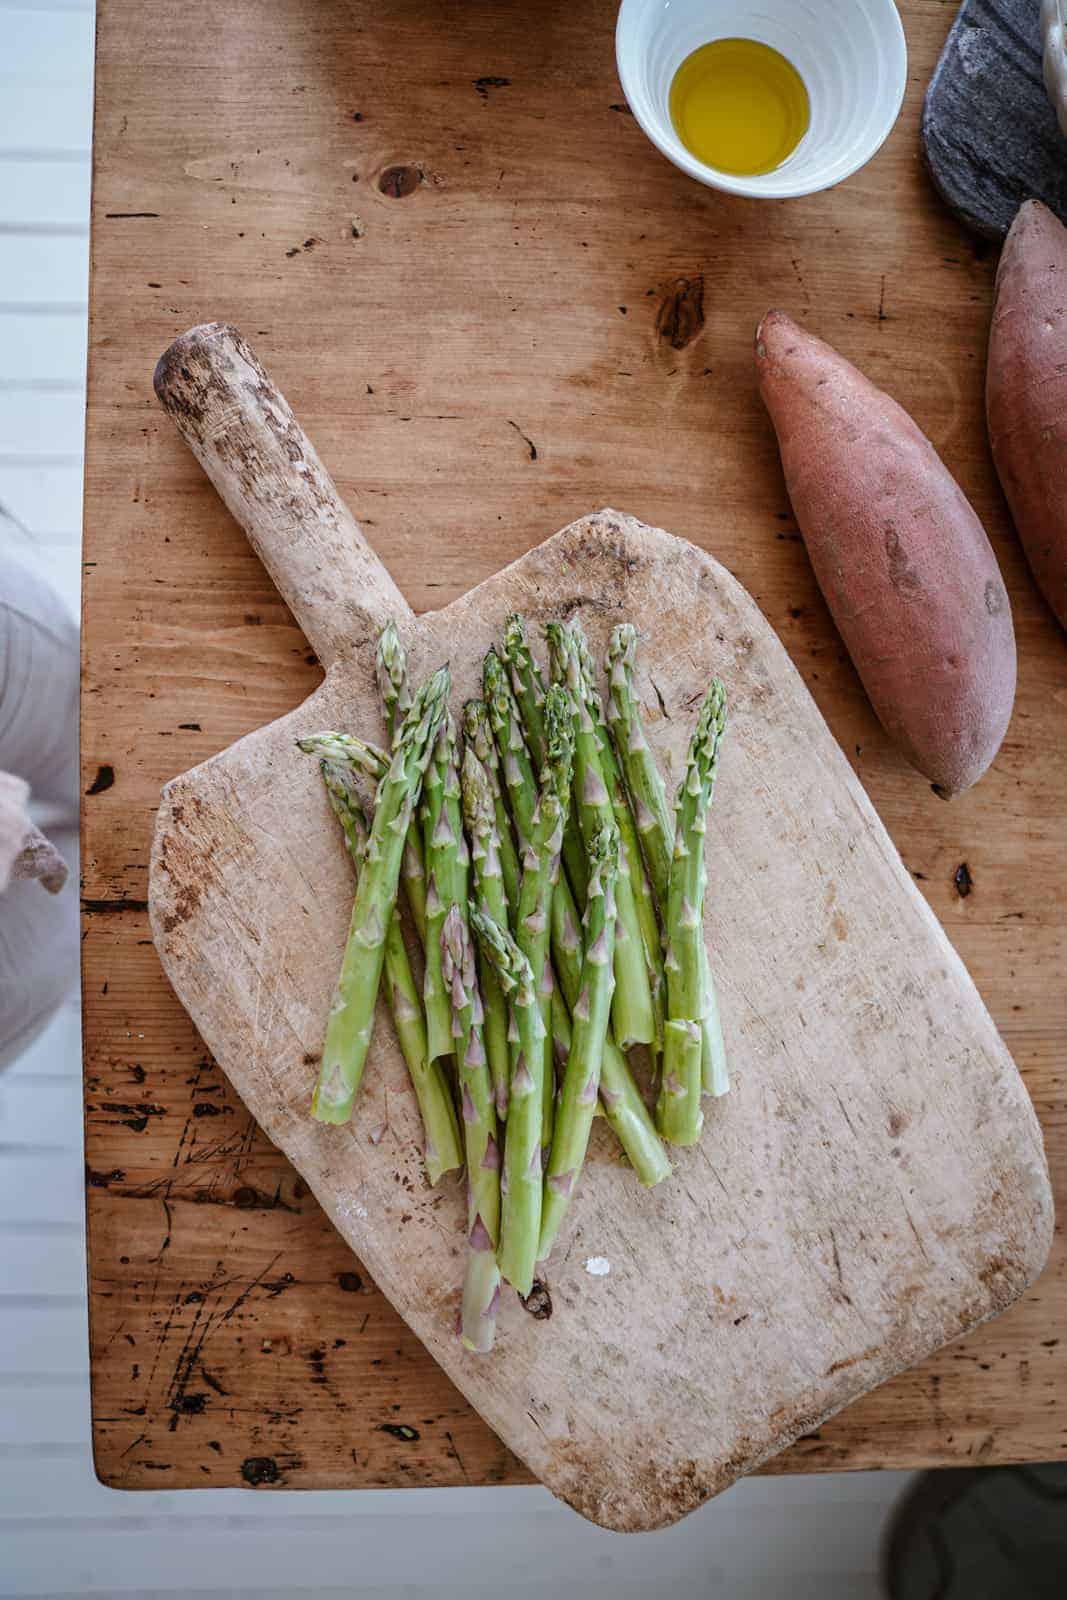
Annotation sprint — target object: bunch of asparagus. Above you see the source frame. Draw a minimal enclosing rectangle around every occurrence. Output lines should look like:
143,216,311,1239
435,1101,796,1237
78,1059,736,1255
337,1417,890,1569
298,616,727,1354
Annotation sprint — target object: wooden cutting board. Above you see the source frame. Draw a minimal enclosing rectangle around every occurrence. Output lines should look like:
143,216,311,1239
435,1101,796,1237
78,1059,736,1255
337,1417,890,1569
147,321,1052,1532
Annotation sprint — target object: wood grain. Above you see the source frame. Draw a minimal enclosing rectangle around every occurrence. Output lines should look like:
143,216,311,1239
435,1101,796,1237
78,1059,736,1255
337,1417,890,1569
84,0,1067,1502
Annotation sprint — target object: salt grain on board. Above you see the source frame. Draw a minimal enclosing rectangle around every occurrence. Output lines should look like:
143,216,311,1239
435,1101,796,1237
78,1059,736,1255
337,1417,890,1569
584,1256,611,1277
335,1187,369,1222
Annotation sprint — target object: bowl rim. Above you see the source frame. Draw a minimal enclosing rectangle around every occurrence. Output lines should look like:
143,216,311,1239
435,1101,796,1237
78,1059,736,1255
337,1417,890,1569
614,0,909,200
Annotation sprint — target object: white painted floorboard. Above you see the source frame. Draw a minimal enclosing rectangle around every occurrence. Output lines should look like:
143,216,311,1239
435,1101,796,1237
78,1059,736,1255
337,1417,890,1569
0,313,89,388
0,2,909,1592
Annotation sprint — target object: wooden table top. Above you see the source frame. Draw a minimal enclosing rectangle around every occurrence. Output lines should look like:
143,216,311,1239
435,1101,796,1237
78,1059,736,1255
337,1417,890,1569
83,0,1065,1492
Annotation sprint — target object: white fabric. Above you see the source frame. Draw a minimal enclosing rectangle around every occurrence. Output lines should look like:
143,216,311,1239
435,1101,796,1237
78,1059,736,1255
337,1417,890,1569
0,542,80,1069
0,770,68,893
0,768,31,892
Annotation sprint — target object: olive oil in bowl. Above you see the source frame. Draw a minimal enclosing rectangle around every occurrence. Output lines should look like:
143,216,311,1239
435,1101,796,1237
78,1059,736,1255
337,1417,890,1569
669,38,810,177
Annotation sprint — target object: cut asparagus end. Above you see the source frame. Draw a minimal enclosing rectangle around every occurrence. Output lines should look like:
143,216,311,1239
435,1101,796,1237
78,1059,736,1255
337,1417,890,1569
310,1065,357,1126
470,906,544,1295
538,822,619,1262
441,902,501,1246
459,1215,502,1354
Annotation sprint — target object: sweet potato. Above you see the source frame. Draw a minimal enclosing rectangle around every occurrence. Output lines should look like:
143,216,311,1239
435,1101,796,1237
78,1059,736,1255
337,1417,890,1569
756,311,1015,797
987,199,1067,630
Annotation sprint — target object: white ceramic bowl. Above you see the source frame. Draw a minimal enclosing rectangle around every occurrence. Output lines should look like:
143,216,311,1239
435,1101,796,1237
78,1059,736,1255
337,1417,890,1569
616,0,908,199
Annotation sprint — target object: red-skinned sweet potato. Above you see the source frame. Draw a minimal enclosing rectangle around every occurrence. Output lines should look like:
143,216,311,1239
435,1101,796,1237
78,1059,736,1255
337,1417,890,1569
987,199,1067,630
756,311,1015,797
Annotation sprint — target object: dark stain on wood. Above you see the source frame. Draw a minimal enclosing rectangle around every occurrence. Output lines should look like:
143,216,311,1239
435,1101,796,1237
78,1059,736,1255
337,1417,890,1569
473,76,510,99
506,418,537,460
241,1455,281,1485
94,1100,166,1134
378,165,420,198
86,1166,126,1188
171,1391,208,1418
82,897,149,914
86,764,115,795
656,277,704,350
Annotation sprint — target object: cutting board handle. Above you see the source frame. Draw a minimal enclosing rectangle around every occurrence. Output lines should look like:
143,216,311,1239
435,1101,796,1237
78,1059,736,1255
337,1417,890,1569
154,323,411,667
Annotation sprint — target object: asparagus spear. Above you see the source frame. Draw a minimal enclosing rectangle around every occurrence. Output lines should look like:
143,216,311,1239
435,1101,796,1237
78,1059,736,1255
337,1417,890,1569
297,730,389,780
372,622,433,949
539,822,618,1260
441,906,502,1352
483,647,532,838
312,756,462,1182
546,623,655,1050
484,646,669,1186
375,620,412,746
378,625,433,942
503,613,589,905
657,678,727,1145
461,698,521,922
607,625,729,1097
570,620,666,1058
484,647,582,1003
421,710,470,1063
471,908,545,1295
441,906,500,1238
605,625,672,897
546,974,668,1184
502,612,548,770
514,683,574,1154
597,1037,673,1182
311,666,448,1123
460,745,514,1121
296,731,427,945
